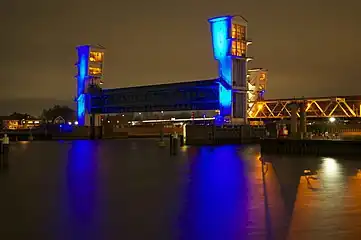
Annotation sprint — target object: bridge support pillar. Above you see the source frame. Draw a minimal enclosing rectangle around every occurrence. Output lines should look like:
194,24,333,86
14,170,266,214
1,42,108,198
299,101,306,139
85,113,102,127
290,102,298,138
86,113,102,139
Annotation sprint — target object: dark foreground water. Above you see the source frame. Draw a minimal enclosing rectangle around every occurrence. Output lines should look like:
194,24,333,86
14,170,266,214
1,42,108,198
1,139,361,240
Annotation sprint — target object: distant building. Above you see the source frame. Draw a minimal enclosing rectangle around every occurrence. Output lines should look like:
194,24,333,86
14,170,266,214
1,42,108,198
0,116,42,130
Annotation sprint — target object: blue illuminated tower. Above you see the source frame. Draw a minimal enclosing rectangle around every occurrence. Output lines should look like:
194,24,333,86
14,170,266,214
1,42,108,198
76,45,105,126
208,15,252,124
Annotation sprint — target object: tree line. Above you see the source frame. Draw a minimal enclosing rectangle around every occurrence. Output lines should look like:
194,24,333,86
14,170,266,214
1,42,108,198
8,105,75,122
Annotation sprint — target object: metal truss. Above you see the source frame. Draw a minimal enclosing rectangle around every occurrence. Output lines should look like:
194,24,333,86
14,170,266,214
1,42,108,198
248,97,361,119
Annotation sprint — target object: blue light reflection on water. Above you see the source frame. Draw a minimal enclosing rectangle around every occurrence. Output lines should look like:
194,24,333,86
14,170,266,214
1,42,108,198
3,141,361,239
66,140,100,237
180,145,249,240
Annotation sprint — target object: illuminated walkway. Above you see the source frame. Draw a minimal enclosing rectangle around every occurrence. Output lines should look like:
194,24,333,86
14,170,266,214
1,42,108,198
0,140,361,239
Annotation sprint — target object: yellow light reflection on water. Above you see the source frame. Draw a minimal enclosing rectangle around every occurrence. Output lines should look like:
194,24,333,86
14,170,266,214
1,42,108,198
322,157,340,177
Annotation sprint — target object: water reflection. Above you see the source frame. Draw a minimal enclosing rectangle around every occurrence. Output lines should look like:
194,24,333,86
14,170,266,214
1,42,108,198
181,146,249,240
322,157,340,178
1,140,361,239
66,140,100,239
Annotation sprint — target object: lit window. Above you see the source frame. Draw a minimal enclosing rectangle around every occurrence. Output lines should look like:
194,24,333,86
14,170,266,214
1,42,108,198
231,24,247,57
231,40,246,57
89,67,102,75
89,52,103,62
232,24,246,40
260,73,266,81
232,24,237,38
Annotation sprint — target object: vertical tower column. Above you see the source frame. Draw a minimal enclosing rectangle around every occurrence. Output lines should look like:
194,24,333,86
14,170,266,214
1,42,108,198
75,45,105,126
208,15,252,124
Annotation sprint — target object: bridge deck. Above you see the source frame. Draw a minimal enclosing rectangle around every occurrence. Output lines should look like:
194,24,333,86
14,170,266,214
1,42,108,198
90,79,220,114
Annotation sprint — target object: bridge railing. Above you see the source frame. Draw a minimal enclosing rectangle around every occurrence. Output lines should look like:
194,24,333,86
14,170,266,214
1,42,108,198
248,97,361,119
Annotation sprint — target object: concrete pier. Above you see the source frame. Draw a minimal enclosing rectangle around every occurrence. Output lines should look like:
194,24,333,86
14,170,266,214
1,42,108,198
184,124,264,145
260,138,361,157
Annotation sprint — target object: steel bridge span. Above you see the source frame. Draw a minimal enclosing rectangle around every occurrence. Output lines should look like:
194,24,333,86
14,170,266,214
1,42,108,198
248,96,361,120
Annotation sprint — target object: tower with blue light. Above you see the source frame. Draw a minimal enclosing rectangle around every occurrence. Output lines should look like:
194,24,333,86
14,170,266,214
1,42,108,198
208,15,253,124
76,45,105,126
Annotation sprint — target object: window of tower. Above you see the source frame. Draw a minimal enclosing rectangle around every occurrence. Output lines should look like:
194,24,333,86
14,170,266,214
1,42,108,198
89,52,104,62
231,23,247,57
231,24,246,40
231,40,246,57
89,67,102,76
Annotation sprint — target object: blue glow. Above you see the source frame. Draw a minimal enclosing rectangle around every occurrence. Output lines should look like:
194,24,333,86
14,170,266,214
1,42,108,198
61,124,73,132
77,94,86,126
209,16,233,117
67,140,98,230
76,46,90,126
209,16,231,60
179,146,249,239
214,114,224,126
260,89,265,99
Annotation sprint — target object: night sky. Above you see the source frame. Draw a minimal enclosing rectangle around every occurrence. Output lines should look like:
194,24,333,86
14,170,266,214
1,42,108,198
2,0,361,114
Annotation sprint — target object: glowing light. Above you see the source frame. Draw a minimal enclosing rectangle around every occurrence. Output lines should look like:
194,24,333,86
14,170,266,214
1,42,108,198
209,16,231,59
89,51,103,62
77,94,86,125
321,157,341,180
214,115,224,126
68,122,72,125
74,121,79,125
76,45,89,96
329,117,336,123
141,117,215,123
209,16,233,117
88,67,102,76
76,45,90,126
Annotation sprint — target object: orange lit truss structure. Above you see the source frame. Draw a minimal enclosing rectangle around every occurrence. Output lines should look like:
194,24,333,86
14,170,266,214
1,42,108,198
247,96,361,119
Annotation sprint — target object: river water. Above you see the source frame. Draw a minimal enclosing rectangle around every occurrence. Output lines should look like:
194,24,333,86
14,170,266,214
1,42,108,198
0,139,360,240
